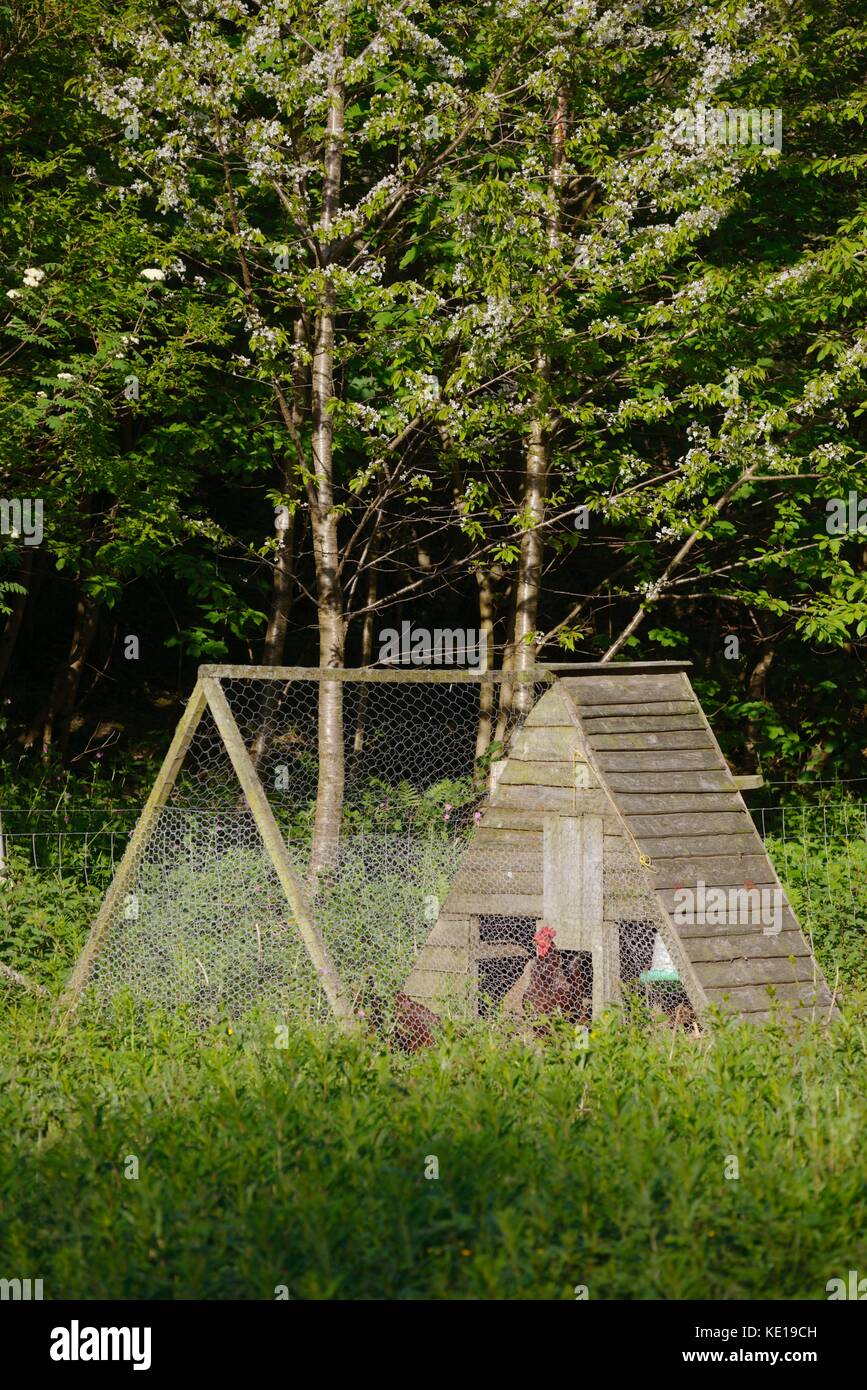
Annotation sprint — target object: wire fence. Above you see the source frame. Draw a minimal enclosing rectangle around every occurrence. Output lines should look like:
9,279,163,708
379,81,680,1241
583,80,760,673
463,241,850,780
0,809,138,886
0,801,866,920
751,803,867,951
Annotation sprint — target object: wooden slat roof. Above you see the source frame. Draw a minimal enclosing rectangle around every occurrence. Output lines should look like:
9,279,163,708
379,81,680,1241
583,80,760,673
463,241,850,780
558,669,835,1022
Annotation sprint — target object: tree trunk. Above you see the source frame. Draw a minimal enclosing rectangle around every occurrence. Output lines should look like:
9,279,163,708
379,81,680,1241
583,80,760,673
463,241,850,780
0,547,34,690
262,498,295,667
247,495,297,780
22,587,99,759
744,632,776,763
473,564,496,787
499,92,565,718
492,577,517,747
511,408,550,714
307,27,347,888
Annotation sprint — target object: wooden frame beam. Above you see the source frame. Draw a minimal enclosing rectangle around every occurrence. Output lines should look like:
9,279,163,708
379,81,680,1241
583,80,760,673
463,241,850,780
201,677,357,1030
197,664,552,684
56,680,209,1025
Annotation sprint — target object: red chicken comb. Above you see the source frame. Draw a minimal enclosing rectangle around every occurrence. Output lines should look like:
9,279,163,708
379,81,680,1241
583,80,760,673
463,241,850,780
533,923,557,957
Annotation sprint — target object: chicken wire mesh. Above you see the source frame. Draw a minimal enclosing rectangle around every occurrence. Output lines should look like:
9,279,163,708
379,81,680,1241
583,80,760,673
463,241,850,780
77,669,704,1038
84,672,559,1029
603,837,698,1026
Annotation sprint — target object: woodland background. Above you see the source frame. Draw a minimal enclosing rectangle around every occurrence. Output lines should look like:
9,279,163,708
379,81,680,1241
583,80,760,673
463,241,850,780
2,2,867,1305
2,0,867,799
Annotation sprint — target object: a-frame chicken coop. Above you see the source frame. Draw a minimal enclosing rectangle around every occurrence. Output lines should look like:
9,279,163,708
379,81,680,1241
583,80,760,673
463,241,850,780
403,662,835,1027
63,661,835,1030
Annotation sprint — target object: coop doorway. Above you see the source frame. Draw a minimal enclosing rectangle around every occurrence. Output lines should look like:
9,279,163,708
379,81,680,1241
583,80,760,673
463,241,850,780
618,920,694,1024
476,914,537,1016
475,914,594,1019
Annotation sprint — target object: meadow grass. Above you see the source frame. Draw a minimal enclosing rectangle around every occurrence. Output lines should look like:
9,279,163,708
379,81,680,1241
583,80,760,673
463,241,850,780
1,846,866,1300
1,991,865,1300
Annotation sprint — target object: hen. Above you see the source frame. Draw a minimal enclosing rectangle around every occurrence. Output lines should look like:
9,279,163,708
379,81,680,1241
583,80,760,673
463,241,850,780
523,924,591,1026
393,990,440,1052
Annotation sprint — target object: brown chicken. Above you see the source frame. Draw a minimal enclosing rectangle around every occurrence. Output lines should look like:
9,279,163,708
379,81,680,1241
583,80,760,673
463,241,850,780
523,924,591,1027
393,991,440,1052
669,1000,697,1031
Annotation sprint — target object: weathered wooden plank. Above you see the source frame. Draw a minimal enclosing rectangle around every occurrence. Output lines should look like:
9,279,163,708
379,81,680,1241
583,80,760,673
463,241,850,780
492,783,606,813
602,845,644,873
603,827,627,843
509,724,581,760
604,908,662,926
524,695,577,727
413,944,471,970
733,775,764,791
618,792,743,814
479,808,546,831
580,714,706,735
666,903,800,936
474,826,544,850
605,771,736,793
562,674,688,705
642,855,775,889
583,820,607,1010
620,812,752,837
448,892,544,916
477,819,622,845
633,833,764,859
588,730,714,752
545,815,575,947
543,814,603,953
451,866,541,896
401,969,475,1007
683,931,810,963
743,1008,831,1025
475,942,531,961
202,664,551,685
577,700,696,719
462,846,541,875
500,759,583,788
694,956,816,989
417,917,473,949
542,661,691,674
704,980,833,1014
595,750,726,773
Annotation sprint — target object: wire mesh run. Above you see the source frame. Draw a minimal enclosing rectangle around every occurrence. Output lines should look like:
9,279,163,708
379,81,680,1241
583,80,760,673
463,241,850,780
85,671,577,1034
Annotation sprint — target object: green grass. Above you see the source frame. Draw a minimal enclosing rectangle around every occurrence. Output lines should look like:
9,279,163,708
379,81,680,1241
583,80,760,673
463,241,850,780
1,836,866,1300
1,994,865,1300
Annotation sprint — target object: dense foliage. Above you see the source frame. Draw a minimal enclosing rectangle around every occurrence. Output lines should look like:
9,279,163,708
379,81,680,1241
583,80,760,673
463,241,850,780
0,0,865,789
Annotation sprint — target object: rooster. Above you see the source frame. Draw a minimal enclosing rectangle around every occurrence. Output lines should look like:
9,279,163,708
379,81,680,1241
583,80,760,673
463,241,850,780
393,991,440,1052
522,924,591,1027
